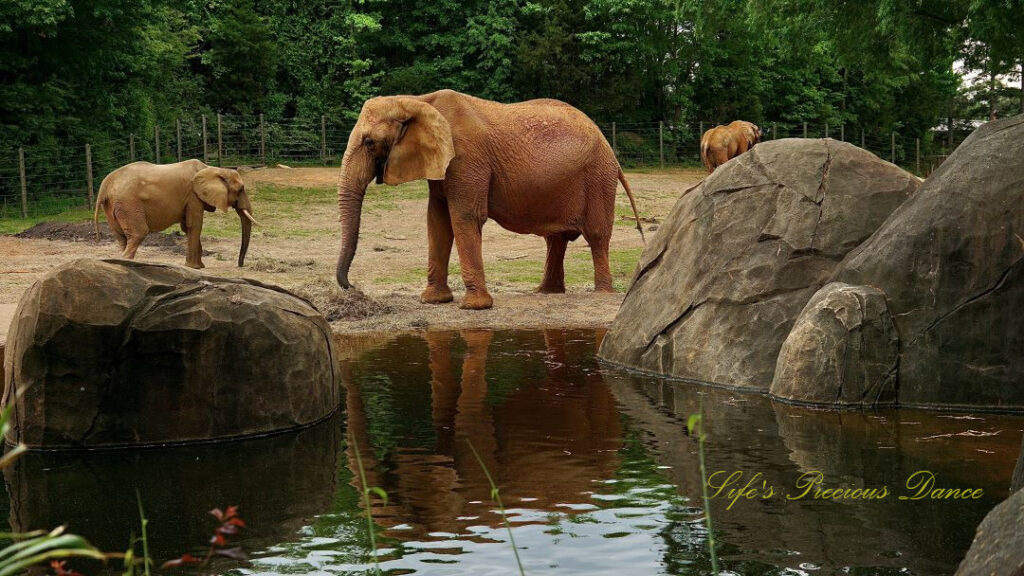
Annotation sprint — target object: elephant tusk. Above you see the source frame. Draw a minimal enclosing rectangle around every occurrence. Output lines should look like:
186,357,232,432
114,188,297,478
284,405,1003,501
241,209,261,226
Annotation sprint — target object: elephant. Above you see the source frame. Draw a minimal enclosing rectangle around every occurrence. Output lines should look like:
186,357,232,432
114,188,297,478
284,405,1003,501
700,120,762,173
335,89,645,310
92,159,259,268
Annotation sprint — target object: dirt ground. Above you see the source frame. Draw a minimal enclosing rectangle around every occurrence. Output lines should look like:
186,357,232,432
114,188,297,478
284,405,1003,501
0,166,704,339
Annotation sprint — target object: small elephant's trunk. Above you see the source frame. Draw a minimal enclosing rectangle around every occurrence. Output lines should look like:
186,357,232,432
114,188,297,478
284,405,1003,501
236,191,254,266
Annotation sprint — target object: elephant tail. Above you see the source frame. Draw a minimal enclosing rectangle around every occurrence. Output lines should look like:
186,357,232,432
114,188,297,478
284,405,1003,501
700,136,712,173
618,169,646,244
92,185,105,243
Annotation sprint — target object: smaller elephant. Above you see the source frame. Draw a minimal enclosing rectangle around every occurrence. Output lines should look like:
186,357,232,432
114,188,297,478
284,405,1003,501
701,120,762,173
93,159,259,268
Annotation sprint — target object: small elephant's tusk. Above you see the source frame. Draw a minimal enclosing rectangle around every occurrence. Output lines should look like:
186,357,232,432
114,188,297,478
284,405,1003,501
241,209,261,226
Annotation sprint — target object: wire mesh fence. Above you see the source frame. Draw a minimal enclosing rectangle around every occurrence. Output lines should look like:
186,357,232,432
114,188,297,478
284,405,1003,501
0,114,978,221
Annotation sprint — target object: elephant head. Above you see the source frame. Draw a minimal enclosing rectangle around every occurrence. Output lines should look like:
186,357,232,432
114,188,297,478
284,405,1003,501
335,96,455,289
731,121,762,147
192,167,260,266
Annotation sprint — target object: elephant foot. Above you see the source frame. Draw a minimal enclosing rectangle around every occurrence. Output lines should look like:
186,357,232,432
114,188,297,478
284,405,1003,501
420,285,454,304
594,283,616,293
535,284,566,294
185,261,205,270
460,291,493,310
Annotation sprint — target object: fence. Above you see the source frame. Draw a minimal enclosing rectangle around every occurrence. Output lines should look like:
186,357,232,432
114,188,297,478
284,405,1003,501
0,115,978,221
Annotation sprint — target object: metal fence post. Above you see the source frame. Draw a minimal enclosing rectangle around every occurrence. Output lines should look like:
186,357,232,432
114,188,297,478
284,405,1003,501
176,118,182,162
260,113,266,165
129,133,135,162
85,144,94,209
217,113,223,167
321,115,327,161
202,115,208,163
915,137,921,173
803,122,808,138
891,131,896,163
659,121,664,169
18,148,27,218
154,125,161,164
612,122,617,155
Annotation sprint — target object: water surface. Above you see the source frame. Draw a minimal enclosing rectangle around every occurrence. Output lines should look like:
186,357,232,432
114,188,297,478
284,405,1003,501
5,329,1021,575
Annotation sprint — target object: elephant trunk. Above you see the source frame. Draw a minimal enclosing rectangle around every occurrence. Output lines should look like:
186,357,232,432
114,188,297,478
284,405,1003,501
236,191,254,267
336,152,373,289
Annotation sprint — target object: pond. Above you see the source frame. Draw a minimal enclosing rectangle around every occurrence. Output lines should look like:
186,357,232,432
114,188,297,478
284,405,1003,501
5,329,1022,575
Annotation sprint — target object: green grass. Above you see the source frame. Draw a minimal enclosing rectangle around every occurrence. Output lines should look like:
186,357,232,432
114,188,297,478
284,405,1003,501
0,206,94,235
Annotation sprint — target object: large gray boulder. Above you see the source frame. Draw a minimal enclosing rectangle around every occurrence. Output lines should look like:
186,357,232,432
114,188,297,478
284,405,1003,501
3,258,338,448
955,488,1024,576
598,139,918,389
833,114,1024,409
770,282,899,406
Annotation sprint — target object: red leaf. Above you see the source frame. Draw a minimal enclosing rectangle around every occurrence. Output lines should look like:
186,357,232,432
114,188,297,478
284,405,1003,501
224,505,239,519
210,533,226,547
227,517,246,528
161,554,203,568
214,547,248,561
50,560,84,576
209,508,225,522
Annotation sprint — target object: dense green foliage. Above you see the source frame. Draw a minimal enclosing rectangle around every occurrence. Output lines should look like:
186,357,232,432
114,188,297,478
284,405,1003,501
1,0,1022,149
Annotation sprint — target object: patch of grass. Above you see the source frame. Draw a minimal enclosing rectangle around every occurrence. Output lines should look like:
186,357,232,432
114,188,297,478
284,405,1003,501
0,206,93,235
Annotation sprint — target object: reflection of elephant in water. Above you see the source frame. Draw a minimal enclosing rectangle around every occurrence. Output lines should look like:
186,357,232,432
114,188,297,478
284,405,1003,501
700,120,762,173
343,330,622,535
93,159,259,268
334,90,645,309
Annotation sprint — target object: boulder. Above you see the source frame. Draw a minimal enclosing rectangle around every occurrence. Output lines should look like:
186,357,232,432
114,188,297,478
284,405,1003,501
833,114,1024,409
955,488,1024,576
599,139,918,389
3,258,338,448
770,282,898,406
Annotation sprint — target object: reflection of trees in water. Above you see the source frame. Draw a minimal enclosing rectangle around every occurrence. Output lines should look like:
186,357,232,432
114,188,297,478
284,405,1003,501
343,329,625,538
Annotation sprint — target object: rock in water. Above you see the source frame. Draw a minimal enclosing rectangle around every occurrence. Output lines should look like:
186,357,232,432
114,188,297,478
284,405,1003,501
598,139,918,390
2,259,338,448
833,114,1024,409
770,282,899,406
955,487,1024,576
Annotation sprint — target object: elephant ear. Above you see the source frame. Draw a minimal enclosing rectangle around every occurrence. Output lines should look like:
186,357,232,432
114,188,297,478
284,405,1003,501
193,167,230,212
383,99,455,185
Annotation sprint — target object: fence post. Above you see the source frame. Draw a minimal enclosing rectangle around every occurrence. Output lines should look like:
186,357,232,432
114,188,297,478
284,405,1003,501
154,125,161,164
861,128,865,149
202,115,208,163
18,148,27,218
659,121,664,169
176,118,182,162
891,131,896,163
840,124,845,141
85,144,94,209
772,122,777,140
612,122,617,155
321,115,327,161
803,122,808,138
129,133,135,162
915,137,921,174
259,113,266,165
217,113,223,167
825,123,829,139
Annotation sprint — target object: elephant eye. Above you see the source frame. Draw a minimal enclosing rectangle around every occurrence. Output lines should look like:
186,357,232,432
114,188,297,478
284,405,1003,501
363,137,375,148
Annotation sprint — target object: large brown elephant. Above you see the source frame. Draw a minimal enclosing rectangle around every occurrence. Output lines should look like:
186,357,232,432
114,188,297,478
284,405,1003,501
335,90,644,310
93,159,259,268
700,120,762,173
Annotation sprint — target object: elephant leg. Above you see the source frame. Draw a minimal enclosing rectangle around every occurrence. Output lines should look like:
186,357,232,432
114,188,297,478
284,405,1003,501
537,234,568,294
450,214,492,310
421,184,455,304
586,232,614,292
183,207,205,269
115,203,149,260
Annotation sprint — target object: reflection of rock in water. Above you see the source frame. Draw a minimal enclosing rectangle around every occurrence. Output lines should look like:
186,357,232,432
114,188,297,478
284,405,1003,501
601,370,1020,575
342,329,622,538
4,416,340,571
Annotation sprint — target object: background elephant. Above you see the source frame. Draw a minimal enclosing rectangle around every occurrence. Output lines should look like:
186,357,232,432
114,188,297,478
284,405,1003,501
700,120,762,173
335,89,644,310
92,159,258,268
